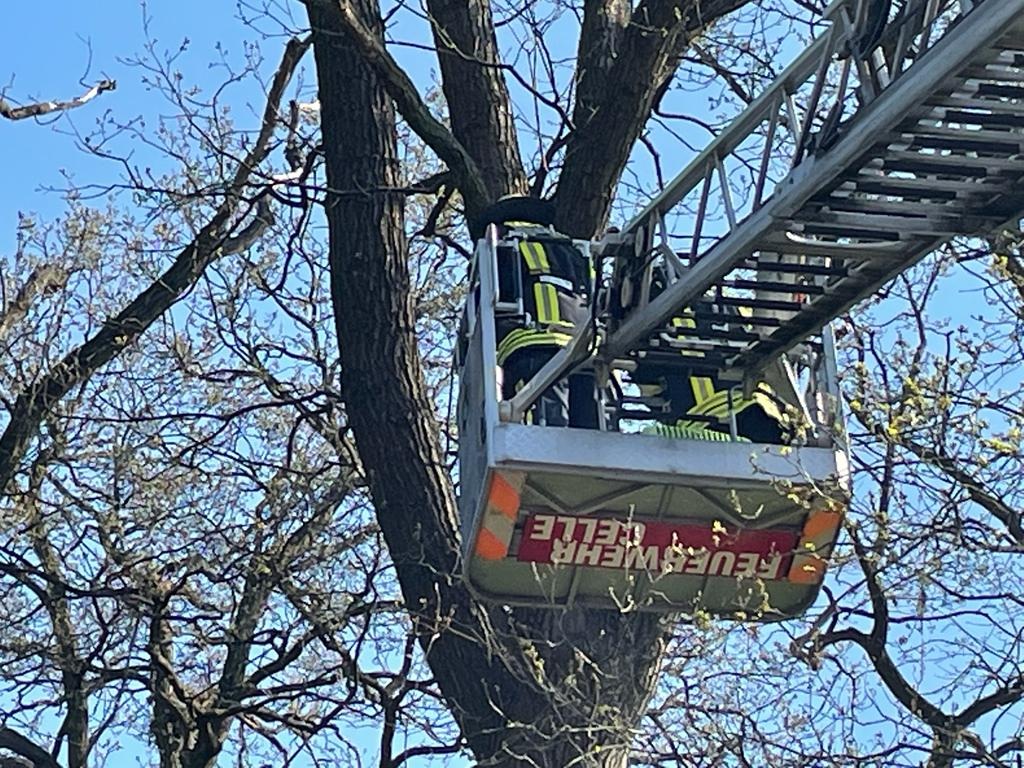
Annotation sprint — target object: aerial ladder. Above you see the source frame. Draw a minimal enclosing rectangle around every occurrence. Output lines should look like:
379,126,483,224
457,0,1024,618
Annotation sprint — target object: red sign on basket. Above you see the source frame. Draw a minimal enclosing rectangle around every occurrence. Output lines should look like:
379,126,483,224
516,513,799,580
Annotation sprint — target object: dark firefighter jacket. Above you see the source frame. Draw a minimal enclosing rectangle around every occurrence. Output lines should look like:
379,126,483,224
495,233,591,365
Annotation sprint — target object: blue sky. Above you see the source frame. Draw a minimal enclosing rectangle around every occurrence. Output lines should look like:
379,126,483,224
0,2,269,253
3,2,1019,765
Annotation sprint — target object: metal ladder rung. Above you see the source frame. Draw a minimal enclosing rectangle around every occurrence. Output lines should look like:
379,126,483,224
847,174,1009,197
688,310,784,328
792,212,980,237
740,257,850,278
935,110,1024,129
884,150,1024,172
880,153,1015,176
962,64,1024,79
713,295,805,313
654,337,751,355
755,236,910,260
974,82,1024,99
815,195,970,218
786,219,907,240
600,3,1024,381
633,349,740,369
902,123,1024,143
842,177,959,199
804,203,970,224
903,133,1024,154
662,325,763,343
927,97,1024,116
717,278,827,296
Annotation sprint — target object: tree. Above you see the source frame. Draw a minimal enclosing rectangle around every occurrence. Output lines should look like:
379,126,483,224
4,1,1024,766
302,0,760,764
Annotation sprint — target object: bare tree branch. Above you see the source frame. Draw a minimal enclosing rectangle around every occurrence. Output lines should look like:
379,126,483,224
555,0,748,236
0,265,69,344
0,728,59,768
303,0,490,215
0,80,116,121
0,36,310,491
422,0,528,207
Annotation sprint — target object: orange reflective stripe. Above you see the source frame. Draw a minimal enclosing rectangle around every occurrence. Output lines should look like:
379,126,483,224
803,509,842,540
488,473,521,520
473,471,525,563
787,509,843,584
475,527,509,560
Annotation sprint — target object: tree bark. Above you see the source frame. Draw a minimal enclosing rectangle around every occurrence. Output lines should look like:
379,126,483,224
424,0,529,211
309,2,673,764
555,0,749,238
0,729,60,768
308,0,523,758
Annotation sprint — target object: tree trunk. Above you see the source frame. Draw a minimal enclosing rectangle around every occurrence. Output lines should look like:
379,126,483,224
425,0,528,210
308,2,525,759
309,2,676,764
555,0,749,237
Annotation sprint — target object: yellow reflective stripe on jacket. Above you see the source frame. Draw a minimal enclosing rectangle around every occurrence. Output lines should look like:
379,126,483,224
644,423,751,442
533,283,560,325
497,328,573,364
518,241,550,274
690,376,716,405
672,315,696,330
680,377,783,429
671,314,703,356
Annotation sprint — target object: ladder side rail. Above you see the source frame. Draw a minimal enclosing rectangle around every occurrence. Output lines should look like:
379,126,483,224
778,0,1021,197
752,95,783,208
814,323,848,451
655,214,688,281
917,0,944,52
477,227,502,433
457,237,501,543
715,152,738,229
799,0,966,162
456,245,481,371
504,325,594,424
688,163,714,262
794,19,848,162
623,30,838,237
628,0,975,246
869,0,966,84
603,0,1024,361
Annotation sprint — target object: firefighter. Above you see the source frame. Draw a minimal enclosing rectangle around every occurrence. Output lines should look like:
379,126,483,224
632,312,788,443
474,197,598,428
627,267,788,443
666,371,787,443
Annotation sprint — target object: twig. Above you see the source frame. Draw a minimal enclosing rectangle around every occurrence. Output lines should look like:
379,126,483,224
304,0,489,213
0,80,116,121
